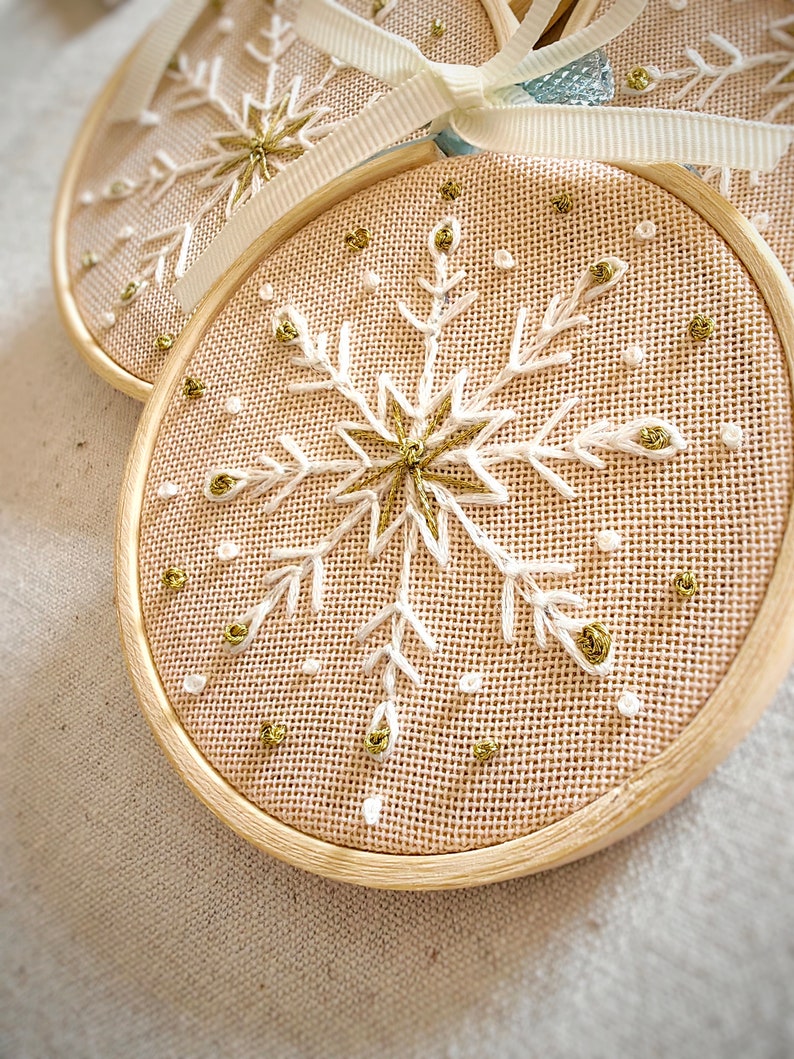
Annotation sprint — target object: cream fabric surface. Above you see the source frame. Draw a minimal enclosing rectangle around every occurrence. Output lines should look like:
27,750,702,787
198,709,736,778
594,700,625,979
1,1,794,1057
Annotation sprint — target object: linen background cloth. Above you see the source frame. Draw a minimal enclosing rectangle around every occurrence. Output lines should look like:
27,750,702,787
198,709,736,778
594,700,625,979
1,0,792,1055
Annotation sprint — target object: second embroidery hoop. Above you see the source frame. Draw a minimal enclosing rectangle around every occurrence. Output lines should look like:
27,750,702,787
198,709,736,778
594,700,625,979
117,145,794,889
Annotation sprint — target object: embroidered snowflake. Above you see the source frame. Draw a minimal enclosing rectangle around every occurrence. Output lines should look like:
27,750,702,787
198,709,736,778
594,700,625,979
78,0,382,315
204,216,686,759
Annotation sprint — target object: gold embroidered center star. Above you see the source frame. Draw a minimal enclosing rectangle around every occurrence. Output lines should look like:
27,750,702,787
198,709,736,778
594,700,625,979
211,95,316,206
342,396,492,539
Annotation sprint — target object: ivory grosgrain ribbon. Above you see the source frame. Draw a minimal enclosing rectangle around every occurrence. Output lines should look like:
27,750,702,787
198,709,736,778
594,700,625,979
108,0,209,123
172,0,794,312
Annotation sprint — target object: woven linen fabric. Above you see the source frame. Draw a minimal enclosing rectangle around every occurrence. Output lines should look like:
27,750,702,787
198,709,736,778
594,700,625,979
597,0,794,278
64,0,500,388
4,2,794,1056
136,152,793,855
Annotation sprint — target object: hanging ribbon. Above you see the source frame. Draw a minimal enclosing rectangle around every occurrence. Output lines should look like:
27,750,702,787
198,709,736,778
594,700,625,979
172,0,794,312
108,0,208,123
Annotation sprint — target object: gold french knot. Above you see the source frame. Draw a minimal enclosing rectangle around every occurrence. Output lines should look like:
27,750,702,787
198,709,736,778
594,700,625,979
673,570,699,599
626,66,652,91
430,18,446,38
576,622,612,666
345,227,372,251
155,333,175,352
551,192,573,214
589,260,615,284
223,622,249,646
162,567,188,591
81,251,99,269
472,738,500,763
209,473,237,497
120,280,141,302
372,0,387,13
639,425,671,451
182,376,206,399
440,179,462,202
275,319,299,343
434,225,455,252
364,727,391,755
688,314,716,341
259,722,287,748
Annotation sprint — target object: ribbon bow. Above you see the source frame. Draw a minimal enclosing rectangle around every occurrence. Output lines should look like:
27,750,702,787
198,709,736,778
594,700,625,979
173,0,794,311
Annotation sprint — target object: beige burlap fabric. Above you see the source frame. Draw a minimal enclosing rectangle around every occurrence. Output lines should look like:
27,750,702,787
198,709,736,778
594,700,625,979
64,0,500,388
135,152,793,856
597,0,794,278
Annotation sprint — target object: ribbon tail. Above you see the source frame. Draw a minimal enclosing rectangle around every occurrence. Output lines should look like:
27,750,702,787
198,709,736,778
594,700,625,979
172,71,448,313
108,0,208,123
477,0,567,84
295,0,426,86
452,105,794,173
496,0,648,88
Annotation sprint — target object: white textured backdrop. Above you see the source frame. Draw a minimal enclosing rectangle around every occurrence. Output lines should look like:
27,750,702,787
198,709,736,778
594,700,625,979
1,1,793,1056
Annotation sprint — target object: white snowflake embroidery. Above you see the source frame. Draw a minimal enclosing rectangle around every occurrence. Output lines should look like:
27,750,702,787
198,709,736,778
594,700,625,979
621,5,794,195
80,0,394,315
204,216,686,758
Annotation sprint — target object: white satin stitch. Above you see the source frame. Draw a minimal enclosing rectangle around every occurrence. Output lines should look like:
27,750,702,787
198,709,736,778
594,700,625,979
173,0,794,312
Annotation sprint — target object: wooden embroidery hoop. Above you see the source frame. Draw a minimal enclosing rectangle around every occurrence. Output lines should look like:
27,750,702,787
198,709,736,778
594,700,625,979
116,143,794,889
50,0,520,402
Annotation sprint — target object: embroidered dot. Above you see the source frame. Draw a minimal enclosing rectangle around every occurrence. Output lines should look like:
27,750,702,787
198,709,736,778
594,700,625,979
108,180,131,198
101,312,116,328
589,260,615,285
673,570,699,599
209,473,237,496
224,622,249,645
430,17,445,38
458,672,483,694
217,15,234,32
751,213,770,233
362,270,381,293
688,314,716,341
596,529,622,552
120,279,142,302
362,796,383,825
720,422,743,451
576,623,612,665
434,225,455,252
345,227,372,251
551,191,573,214
78,191,95,206
364,727,391,756
622,344,645,368
117,225,135,241
182,376,206,399
633,220,657,241
182,674,207,696
81,251,100,269
472,738,500,763
301,658,322,677
162,567,188,591
618,691,641,717
157,481,181,500
626,66,652,91
275,319,299,343
440,178,462,201
259,722,287,748
224,395,242,415
372,0,387,13
154,333,175,352
259,283,274,301
493,249,515,271
216,541,240,562
639,425,671,451
667,0,687,10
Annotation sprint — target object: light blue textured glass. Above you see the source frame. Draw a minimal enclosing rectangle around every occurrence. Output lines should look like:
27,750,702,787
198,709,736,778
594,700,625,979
520,49,615,107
